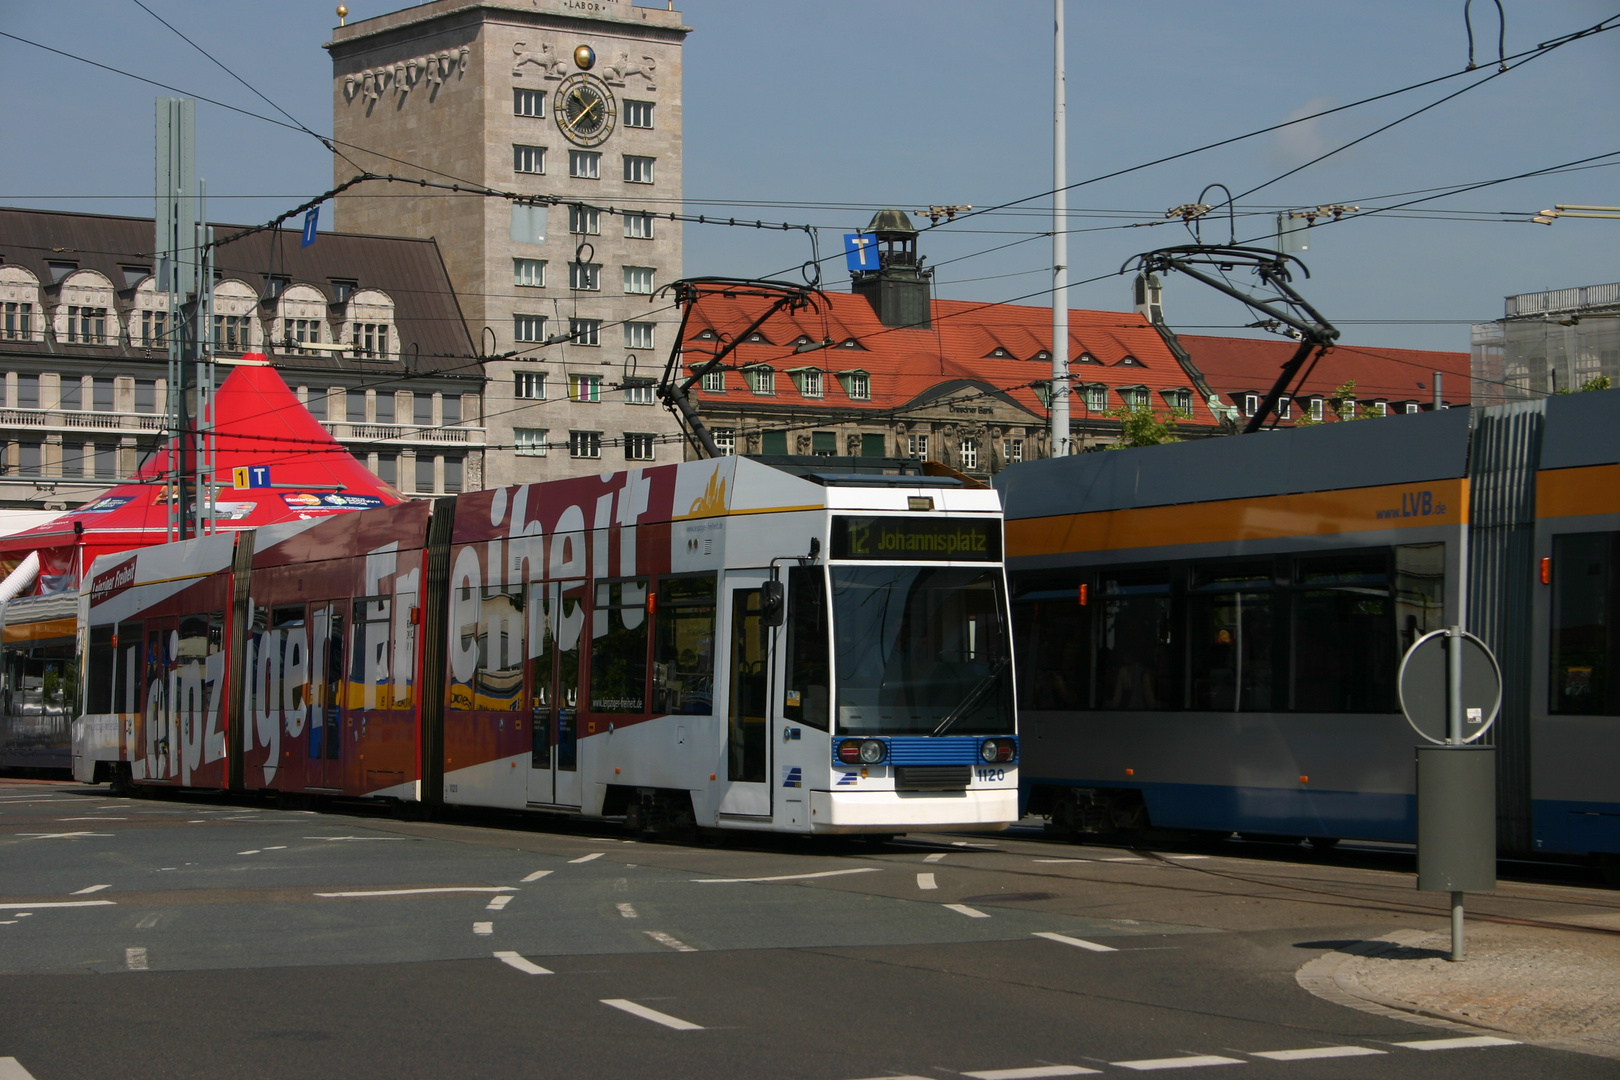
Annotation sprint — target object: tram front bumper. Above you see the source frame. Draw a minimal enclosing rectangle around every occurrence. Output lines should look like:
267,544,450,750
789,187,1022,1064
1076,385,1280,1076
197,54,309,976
808,787,1016,834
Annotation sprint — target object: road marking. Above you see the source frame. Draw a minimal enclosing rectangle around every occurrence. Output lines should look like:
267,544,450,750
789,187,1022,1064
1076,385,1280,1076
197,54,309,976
1165,855,1209,860
15,832,113,840
1252,1047,1385,1061
473,922,493,935
965,1068,1101,1079
56,816,126,821
617,902,638,918
314,887,516,898
521,870,554,883
951,841,999,849
265,845,287,850
924,852,946,863
569,852,604,863
238,850,261,855
644,930,696,952
494,951,552,975
1110,1056,1244,1071
916,873,939,890
487,894,514,911
0,900,116,910
1100,856,1144,862
601,998,704,1031
944,903,990,918
124,947,148,971
1034,931,1117,953
304,836,407,842
1034,858,1091,863
0,1056,40,1080
1392,1036,1520,1051
136,913,160,929
71,884,112,895
694,868,880,884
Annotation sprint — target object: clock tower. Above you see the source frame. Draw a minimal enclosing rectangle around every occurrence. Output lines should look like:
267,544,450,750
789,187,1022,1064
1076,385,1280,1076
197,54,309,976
327,1,689,486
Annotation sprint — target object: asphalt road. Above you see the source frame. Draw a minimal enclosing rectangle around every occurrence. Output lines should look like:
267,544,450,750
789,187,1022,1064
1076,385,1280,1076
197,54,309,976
2,778,1616,1080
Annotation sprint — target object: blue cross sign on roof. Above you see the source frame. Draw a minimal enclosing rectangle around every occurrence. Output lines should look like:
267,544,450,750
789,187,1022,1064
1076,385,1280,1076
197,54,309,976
844,234,879,273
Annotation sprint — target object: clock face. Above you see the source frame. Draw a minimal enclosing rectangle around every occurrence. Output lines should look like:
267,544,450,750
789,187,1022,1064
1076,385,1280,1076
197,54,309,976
555,73,615,147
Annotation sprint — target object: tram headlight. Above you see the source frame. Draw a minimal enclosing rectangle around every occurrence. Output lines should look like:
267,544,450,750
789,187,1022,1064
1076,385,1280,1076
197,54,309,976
858,739,885,765
837,738,887,765
980,739,1015,764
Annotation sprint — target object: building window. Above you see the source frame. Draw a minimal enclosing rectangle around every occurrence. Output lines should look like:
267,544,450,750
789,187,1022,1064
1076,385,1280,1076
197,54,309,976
624,322,655,349
92,377,114,412
376,453,397,485
1240,393,1258,416
623,100,653,128
1405,402,1421,414
415,455,435,493
514,88,545,117
1278,396,1292,419
569,151,601,179
1163,388,1192,412
351,322,388,358
212,314,251,352
623,266,654,295
624,432,655,461
569,262,601,291
712,427,735,455
514,144,546,174
444,456,463,494
514,314,547,343
793,370,824,398
135,379,158,414
1338,396,1357,420
700,368,725,393
514,428,549,456
568,206,601,235
285,318,322,352
623,155,655,184
514,258,547,287
1370,400,1388,416
413,393,433,429
569,318,601,346
375,392,396,425
3,302,34,341
746,367,774,395
908,433,929,460
1308,397,1325,421
443,395,462,425
139,310,167,347
624,381,656,405
67,306,108,345
1119,387,1149,409
959,437,979,471
15,442,41,476
840,371,870,400
303,387,327,421
623,212,654,239
347,389,366,423
1004,438,1024,464
569,430,601,459
1077,384,1102,411
59,378,82,411
515,370,547,400
569,373,601,403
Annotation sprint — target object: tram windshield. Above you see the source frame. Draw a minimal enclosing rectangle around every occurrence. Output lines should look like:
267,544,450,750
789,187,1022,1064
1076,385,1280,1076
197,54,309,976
831,566,1014,736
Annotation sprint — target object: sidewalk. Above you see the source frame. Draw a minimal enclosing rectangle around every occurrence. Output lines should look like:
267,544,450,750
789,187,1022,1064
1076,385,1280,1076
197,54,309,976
1299,922,1620,1060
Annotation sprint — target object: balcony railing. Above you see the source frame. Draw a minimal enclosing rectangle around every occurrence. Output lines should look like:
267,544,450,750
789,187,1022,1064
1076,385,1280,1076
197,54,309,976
0,408,166,432
322,421,485,445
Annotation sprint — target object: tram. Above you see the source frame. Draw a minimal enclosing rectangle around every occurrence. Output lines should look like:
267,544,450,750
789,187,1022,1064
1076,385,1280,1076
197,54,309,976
998,389,1620,859
72,455,1018,834
1,592,78,771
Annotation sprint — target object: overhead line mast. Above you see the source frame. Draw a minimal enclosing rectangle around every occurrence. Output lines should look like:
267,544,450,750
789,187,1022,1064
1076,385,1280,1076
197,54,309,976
1051,0,1070,457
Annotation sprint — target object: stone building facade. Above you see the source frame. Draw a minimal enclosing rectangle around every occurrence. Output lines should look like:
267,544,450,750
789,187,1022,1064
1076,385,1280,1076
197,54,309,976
327,0,689,486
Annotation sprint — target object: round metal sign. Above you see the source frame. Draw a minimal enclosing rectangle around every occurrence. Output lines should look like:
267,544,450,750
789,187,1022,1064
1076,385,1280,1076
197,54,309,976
1397,629,1502,745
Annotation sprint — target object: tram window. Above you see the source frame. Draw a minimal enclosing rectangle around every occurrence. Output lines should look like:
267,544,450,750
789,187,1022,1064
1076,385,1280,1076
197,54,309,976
1550,531,1620,715
351,597,392,711
1188,562,1278,711
1011,574,1089,711
117,620,143,714
784,566,829,730
652,573,716,715
1395,543,1445,653
1292,553,1393,712
393,590,418,709
591,578,649,713
1096,570,1178,710
86,624,116,714
456,587,524,712
272,606,309,723
728,588,769,782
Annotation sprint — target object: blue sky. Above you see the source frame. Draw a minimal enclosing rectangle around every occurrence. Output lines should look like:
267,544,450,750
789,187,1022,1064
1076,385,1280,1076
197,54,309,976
2,0,1615,352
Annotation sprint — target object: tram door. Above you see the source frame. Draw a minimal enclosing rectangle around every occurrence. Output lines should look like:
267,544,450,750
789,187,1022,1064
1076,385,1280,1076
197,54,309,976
528,580,584,808
307,601,345,789
718,575,772,817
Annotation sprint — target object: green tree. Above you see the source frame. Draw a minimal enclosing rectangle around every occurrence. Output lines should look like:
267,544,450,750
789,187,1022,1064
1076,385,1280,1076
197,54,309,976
1105,404,1188,449
1556,374,1612,394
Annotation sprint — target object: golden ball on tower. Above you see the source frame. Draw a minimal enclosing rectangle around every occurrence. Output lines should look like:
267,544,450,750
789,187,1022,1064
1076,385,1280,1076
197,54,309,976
574,44,595,70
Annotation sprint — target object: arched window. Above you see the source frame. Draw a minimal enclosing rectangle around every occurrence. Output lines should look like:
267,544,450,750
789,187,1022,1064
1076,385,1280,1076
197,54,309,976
52,269,116,346
273,284,330,355
0,265,44,343
340,288,396,361
211,279,261,354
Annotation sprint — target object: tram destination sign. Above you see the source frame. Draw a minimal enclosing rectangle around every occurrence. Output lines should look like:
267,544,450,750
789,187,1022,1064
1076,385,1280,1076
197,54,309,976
831,515,1002,561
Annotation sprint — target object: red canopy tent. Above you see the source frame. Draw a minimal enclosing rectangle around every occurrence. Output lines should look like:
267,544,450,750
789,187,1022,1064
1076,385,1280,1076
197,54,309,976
0,360,406,596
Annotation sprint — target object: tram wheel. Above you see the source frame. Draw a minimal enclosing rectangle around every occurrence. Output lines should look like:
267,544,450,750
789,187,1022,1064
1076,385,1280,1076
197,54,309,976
1306,836,1341,851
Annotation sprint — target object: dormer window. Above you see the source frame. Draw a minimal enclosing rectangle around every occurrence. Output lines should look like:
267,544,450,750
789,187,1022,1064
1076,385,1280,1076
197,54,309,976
745,331,770,345
837,370,870,401
121,266,150,289
0,265,44,343
1033,350,1051,362
838,338,865,350
52,268,117,347
790,334,815,348
47,262,77,282
985,347,1013,359
210,279,261,354
1163,388,1193,412
1034,382,1051,407
1117,355,1145,367
1077,353,1100,365
330,279,358,303
341,288,396,361
1082,383,1107,411
744,365,775,395
789,368,824,398
264,275,290,301
694,328,720,342
273,284,330,356
1243,393,1259,416
1117,385,1149,409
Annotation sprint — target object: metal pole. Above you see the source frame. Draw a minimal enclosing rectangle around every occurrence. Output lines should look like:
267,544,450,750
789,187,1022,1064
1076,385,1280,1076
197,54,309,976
1050,0,1069,458
1433,371,1443,411
1451,890,1465,961
1447,625,1464,744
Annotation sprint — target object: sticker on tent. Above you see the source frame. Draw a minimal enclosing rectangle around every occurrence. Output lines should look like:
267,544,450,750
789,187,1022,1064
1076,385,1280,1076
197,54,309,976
78,496,133,514
280,492,386,510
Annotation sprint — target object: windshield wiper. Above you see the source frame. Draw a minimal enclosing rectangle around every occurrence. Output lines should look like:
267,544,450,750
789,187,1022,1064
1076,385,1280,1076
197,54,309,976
930,657,1009,737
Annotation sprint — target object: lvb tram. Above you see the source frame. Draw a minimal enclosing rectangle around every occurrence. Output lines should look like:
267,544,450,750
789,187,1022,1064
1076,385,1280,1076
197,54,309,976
72,456,1018,835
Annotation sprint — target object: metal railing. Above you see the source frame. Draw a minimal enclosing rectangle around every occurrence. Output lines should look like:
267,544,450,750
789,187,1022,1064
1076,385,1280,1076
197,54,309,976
323,421,485,445
0,408,166,432
1505,282,1620,317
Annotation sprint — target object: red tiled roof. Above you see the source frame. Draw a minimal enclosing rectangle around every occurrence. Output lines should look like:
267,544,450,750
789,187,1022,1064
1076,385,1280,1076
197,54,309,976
683,291,1220,425
1178,333,1471,408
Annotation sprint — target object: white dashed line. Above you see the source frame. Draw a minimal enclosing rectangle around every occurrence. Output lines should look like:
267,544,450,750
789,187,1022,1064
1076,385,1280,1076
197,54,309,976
1033,858,1091,864
693,868,880,884
917,873,938,890
238,850,261,855
1165,855,1209,860
1392,1036,1520,1051
601,998,704,1031
314,887,516,898
944,903,990,918
136,913,160,929
0,900,116,910
265,846,287,850
521,870,554,883
124,946,148,971
303,836,407,842
486,894,514,911
1100,856,1144,862
494,951,552,975
569,852,604,863
644,930,696,952
0,1055,40,1079
923,853,946,863
473,922,493,936
71,884,112,895
617,902,639,918
1034,931,1117,953
1110,1056,1244,1071
56,817,126,821
1252,1047,1385,1061
965,1067,1100,1079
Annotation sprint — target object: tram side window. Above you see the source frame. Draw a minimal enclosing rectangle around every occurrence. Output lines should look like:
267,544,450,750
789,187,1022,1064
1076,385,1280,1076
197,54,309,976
1188,562,1279,711
351,597,392,711
271,605,309,724
592,578,650,713
1011,574,1089,711
1550,531,1620,715
460,587,523,712
116,620,143,714
86,624,116,713
1292,552,1394,712
783,566,829,730
1395,543,1445,652
1097,570,1178,710
651,573,716,715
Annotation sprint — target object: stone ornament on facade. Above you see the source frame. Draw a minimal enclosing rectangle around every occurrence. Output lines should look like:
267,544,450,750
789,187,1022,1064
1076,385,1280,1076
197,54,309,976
600,52,656,89
513,40,569,78
344,46,471,104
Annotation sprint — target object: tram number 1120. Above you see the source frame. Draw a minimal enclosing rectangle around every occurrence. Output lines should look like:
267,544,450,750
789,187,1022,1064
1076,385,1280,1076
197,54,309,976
975,768,1006,783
